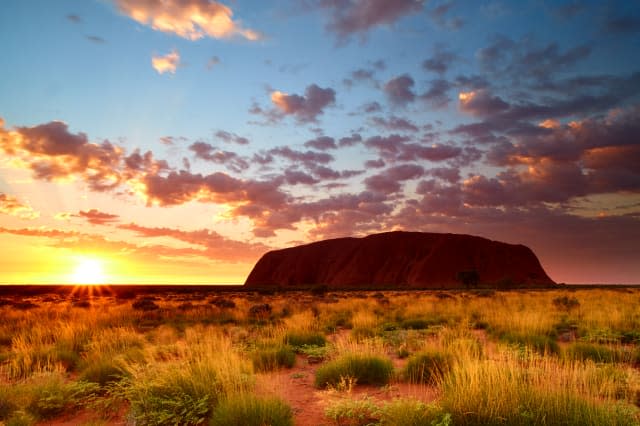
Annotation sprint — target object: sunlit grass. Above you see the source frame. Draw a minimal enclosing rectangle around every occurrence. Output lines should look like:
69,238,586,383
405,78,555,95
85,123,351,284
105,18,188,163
1,288,640,424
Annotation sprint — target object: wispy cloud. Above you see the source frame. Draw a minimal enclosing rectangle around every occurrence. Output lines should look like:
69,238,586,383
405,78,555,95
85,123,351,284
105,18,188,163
0,194,39,220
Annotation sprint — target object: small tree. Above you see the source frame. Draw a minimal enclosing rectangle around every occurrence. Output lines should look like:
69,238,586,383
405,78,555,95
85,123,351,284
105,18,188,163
457,270,480,289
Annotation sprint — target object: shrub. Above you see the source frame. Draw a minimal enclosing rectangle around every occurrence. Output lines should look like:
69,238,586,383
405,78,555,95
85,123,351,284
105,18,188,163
400,316,447,330
210,395,293,426
79,357,128,387
380,399,452,426
553,295,580,311
315,353,394,388
325,396,380,426
210,298,236,309
285,331,326,348
249,304,272,321
404,351,452,384
25,374,99,419
132,298,159,311
0,385,17,420
120,330,253,425
251,345,296,372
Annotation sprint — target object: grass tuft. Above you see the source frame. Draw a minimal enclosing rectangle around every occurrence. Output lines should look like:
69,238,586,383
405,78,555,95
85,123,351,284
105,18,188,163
209,394,293,426
315,353,394,388
404,350,452,384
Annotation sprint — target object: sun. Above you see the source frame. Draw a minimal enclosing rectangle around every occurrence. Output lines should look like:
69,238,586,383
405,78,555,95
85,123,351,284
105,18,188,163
71,258,106,285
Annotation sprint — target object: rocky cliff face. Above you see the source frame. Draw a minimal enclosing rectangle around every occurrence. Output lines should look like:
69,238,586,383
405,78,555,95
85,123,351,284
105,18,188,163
245,231,555,288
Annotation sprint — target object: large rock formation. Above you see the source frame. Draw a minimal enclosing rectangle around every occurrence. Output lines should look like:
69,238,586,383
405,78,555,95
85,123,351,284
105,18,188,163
245,231,555,288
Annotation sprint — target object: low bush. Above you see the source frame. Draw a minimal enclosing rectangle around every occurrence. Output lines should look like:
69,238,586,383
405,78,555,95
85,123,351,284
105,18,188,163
553,295,580,311
404,351,452,384
132,298,159,311
209,395,293,426
380,399,452,426
315,353,394,388
251,345,296,372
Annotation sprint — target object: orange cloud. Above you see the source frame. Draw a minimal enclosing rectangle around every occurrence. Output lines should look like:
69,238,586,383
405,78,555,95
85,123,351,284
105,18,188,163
0,193,39,219
152,49,180,74
113,0,261,41
0,120,123,191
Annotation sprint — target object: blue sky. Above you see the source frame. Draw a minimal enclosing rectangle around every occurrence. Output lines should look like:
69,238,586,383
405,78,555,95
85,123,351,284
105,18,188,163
1,0,639,284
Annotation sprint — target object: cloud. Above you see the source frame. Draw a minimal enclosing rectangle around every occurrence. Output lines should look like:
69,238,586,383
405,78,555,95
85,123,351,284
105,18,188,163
118,223,270,262
304,136,337,150
214,130,249,145
112,0,261,41
603,15,640,35
364,158,385,168
0,119,123,191
152,49,180,74
458,89,509,116
270,84,336,123
67,14,82,23
360,101,383,114
429,1,464,30
364,164,425,194
370,115,419,132
423,47,456,75
268,146,333,167
318,0,424,43
421,79,452,108
427,167,460,183
0,194,39,220
74,209,120,225
189,141,249,172
0,224,267,263
476,35,592,82
383,74,415,106
141,170,288,211
207,56,221,70
86,35,106,44
338,133,363,147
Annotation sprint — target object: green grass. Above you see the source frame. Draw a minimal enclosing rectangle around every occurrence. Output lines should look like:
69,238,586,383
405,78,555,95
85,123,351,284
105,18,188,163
498,331,560,355
404,350,452,384
250,344,296,372
79,357,129,387
209,395,293,426
315,353,394,388
325,397,451,426
565,342,638,364
285,331,326,348
440,356,640,425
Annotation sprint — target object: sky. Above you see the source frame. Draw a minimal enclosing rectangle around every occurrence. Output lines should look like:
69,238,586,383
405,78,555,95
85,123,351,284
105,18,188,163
0,0,639,285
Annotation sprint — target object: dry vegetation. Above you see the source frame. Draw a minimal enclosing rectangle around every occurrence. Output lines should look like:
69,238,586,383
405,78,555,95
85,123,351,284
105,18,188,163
1,287,640,425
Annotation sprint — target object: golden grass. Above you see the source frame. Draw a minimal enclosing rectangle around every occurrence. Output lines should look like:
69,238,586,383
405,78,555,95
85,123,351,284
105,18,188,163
1,288,639,424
